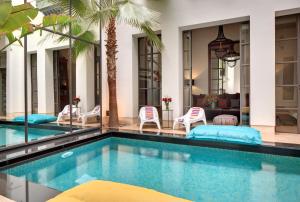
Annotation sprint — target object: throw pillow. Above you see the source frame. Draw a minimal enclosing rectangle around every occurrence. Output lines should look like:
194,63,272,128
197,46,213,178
231,99,240,108
218,98,228,109
193,94,206,107
197,96,209,107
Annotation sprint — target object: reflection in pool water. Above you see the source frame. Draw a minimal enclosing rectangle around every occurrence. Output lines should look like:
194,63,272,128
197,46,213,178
0,125,64,147
3,137,300,202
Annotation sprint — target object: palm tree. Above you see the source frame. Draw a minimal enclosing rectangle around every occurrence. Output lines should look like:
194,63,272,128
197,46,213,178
46,0,162,128
1,0,162,128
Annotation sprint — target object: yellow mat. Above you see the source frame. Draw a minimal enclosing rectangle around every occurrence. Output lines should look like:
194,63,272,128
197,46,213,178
48,180,191,202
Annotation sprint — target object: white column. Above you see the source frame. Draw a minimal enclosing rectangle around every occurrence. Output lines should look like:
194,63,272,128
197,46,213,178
250,11,275,126
115,24,135,118
161,26,182,119
132,37,139,118
76,49,95,113
26,53,32,113
37,49,55,114
6,45,25,117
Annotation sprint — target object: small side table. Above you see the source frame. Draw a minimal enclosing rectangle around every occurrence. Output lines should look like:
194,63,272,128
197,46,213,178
162,109,173,129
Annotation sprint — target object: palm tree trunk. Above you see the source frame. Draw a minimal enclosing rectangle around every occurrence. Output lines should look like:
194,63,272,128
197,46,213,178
106,18,119,128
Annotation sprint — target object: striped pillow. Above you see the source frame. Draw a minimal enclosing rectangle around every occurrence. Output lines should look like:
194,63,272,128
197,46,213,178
190,107,200,119
145,106,154,120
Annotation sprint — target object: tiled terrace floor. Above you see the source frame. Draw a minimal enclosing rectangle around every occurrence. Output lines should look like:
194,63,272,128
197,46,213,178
1,116,300,146
52,116,300,146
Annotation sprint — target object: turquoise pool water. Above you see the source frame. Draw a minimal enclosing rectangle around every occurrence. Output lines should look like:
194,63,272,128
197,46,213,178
3,137,300,202
0,125,64,147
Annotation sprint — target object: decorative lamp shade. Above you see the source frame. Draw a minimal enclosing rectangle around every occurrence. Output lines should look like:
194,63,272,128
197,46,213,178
215,47,227,59
224,48,240,67
208,26,234,59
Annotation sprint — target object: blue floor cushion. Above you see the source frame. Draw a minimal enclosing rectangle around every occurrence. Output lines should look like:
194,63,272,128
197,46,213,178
13,114,57,124
187,125,262,145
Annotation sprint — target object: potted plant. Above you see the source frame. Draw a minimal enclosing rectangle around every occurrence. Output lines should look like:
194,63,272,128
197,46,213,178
73,97,81,108
162,97,172,110
207,95,218,109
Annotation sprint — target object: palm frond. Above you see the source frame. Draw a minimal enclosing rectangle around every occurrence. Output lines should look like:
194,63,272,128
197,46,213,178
116,0,162,50
36,0,163,57
0,3,38,36
72,30,95,57
87,0,116,27
140,23,163,50
47,0,92,18
117,0,159,28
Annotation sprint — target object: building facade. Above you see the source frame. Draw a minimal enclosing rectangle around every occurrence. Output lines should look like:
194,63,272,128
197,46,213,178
2,0,300,133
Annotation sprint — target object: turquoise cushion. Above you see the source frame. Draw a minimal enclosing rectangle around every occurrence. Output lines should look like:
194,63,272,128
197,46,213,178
187,125,262,145
13,114,57,124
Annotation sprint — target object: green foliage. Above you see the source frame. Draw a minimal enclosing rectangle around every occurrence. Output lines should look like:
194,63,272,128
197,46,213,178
116,0,162,50
0,0,12,26
1,0,163,55
48,0,91,17
42,14,71,28
44,0,162,57
0,1,71,51
0,3,38,36
73,30,95,57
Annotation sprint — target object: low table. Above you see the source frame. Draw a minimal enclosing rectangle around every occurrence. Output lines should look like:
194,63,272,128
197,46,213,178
213,114,238,126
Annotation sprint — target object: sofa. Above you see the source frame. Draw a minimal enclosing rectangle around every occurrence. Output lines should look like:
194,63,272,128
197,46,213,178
192,93,249,121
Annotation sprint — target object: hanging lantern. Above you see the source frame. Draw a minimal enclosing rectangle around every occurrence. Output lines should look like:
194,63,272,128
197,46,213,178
208,26,234,59
223,48,240,67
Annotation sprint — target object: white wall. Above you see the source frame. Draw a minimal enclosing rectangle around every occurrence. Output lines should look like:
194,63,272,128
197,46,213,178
126,0,300,127
115,24,136,117
6,25,99,117
4,0,100,118
6,43,24,116
37,48,54,114
6,0,300,128
76,49,95,113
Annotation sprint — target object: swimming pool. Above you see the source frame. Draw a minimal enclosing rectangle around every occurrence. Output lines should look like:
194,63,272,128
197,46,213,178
0,124,65,147
3,137,300,202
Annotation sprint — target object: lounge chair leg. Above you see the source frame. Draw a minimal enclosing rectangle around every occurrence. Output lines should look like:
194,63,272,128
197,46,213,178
156,121,161,130
56,116,61,123
139,122,144,131
185,123,190,134
83,117,87,125
173,121,177,130
203,113,207,125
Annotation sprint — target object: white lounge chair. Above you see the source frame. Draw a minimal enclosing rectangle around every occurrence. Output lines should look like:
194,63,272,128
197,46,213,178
173,107,207,133
139,106,161,131
57,105,79,122
78,105,101,125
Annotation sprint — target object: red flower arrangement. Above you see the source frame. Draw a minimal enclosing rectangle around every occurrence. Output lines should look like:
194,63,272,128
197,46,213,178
162,97,172,110
162,97,172,102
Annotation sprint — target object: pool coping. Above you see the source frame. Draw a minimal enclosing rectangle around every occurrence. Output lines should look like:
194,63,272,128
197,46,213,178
0,124,99,152
1,129,300,170
113,130,300,156
0,131,108,169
